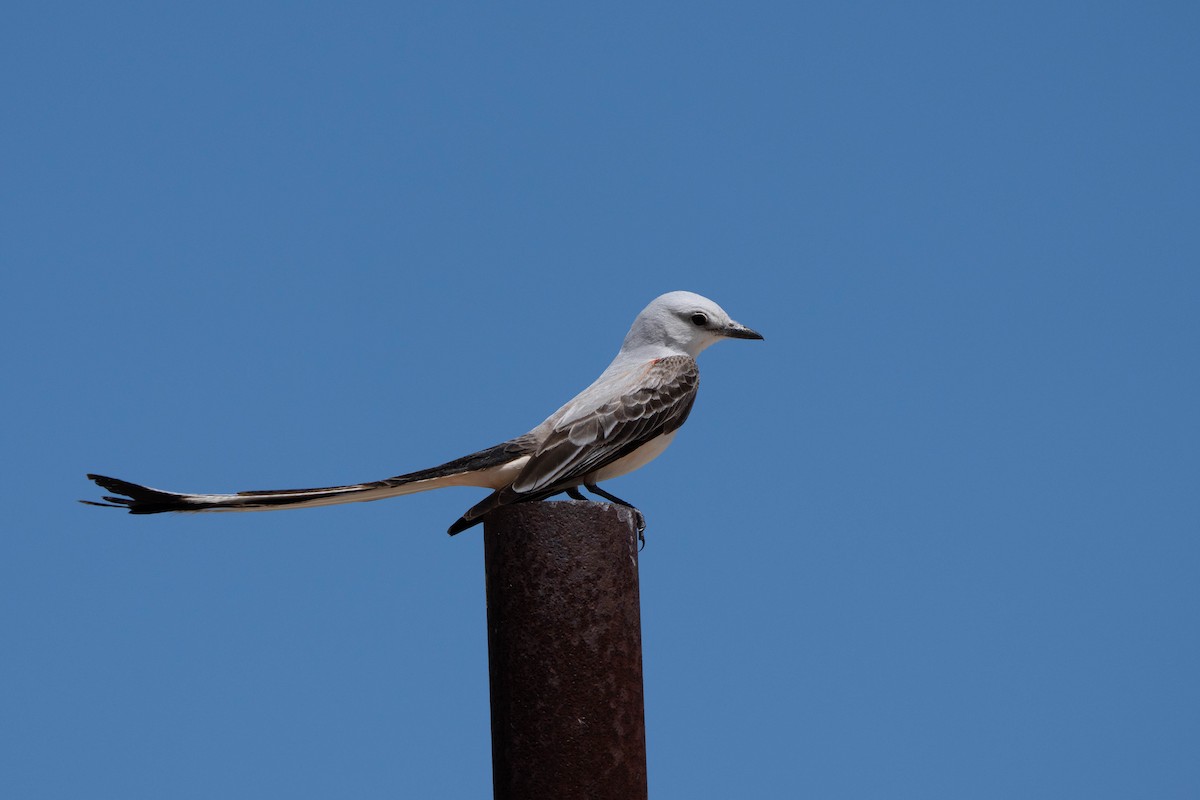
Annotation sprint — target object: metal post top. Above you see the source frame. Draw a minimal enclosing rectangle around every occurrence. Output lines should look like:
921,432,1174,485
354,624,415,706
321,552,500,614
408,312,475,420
488,498,642,531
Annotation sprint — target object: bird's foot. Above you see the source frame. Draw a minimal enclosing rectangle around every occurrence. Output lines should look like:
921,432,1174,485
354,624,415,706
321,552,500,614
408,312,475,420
584,483,647,550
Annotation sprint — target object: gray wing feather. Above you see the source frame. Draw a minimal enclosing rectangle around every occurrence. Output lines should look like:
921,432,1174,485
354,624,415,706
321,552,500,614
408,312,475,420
511,355,699,494
447,355,699,534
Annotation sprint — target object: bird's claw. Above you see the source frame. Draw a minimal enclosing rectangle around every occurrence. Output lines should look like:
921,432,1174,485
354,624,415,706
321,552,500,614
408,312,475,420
581,482,646,550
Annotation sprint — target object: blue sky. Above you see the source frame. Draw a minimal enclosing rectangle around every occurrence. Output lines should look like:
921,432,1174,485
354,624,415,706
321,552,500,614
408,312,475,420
3,2,1198,797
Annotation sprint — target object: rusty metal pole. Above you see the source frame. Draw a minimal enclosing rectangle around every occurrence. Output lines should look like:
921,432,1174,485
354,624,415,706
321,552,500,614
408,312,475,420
483,500,648,800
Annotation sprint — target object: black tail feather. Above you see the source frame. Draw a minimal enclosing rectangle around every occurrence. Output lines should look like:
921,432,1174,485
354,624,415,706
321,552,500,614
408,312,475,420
82,474,194,514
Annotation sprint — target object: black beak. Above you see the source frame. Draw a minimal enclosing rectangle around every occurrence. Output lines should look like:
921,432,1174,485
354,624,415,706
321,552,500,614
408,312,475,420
722,322,764,340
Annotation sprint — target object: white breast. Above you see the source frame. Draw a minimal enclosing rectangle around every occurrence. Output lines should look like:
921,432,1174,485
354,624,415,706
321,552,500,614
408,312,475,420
588,431,677,483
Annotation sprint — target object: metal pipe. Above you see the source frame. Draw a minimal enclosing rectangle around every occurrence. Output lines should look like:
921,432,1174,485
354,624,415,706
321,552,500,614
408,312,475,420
484,500,648,800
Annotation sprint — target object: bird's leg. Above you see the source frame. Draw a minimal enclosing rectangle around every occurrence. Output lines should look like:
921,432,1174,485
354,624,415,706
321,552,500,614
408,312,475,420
584,483,646,549
565,486,587,501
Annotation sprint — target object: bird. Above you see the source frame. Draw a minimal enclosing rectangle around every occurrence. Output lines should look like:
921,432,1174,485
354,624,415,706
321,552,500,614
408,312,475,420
84,290,763,537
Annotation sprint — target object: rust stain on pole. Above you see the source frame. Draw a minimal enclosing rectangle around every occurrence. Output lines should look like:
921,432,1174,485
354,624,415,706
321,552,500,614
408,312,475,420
484,500,648,800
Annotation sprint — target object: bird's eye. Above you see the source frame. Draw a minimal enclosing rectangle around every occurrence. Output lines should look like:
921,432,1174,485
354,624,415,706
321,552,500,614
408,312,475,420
690,312,709,327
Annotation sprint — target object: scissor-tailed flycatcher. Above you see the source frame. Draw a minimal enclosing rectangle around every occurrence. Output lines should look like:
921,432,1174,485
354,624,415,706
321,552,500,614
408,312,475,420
85,291,762,535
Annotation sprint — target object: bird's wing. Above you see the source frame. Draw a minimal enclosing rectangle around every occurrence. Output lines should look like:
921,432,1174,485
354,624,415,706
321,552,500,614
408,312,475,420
446,356,698,533
513,355,700,494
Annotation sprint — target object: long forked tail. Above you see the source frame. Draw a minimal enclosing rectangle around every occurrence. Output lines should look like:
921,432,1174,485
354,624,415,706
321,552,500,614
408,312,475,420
83,438,536,515
82,473,404,513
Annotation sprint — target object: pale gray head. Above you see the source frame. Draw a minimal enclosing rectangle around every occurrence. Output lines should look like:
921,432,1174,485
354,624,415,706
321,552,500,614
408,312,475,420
620,290,764,359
